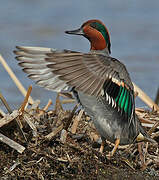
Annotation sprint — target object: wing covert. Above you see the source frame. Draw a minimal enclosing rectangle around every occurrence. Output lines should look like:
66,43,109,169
14,46,135,124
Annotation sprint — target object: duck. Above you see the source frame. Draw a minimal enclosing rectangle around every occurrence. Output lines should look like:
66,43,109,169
14,19,156,157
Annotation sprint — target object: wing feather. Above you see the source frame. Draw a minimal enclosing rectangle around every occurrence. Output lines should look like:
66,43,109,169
14,46,135,124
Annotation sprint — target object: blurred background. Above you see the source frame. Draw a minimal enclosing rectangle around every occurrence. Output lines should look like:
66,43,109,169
0,0,159,112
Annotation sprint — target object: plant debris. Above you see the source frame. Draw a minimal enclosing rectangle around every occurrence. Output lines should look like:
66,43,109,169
0,90,159,179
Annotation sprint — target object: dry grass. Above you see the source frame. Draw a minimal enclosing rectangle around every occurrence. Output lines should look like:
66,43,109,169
0,90,159,179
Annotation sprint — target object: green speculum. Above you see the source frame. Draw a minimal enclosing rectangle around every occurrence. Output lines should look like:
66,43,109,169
115,86,132,117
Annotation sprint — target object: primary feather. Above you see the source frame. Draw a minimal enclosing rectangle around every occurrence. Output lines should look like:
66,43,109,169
14,46,135,127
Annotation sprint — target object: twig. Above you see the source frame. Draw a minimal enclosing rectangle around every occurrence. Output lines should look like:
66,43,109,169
59,92,75,104
19,86,32,113
122,158,135,170
9,161,20,171
31,100,40,110
16,86,33,141
71,109,84,134
143,142,149,163
60,129,67,143
45,124,63,140
0,91,12,113
133,82,159,111
28,99,40,115
42,99,52,111
151,131,159,138
135,108,145,112
64,104,79,130
0,54,34,104
141,159,153,171
38,99,52,117
155,88,159,105
0,110,19,128
55,93,63,114
140,142,152,171
148,121,159,135
16,115,27,142
59,92,74,99
23,113,37,137
138,142,145,166
57,157,68,162
141,123,159,129
0,108,6,117
61,99,76,104
60,104,79,143
0,132,25,153
138,117,156,124
0,108,27,142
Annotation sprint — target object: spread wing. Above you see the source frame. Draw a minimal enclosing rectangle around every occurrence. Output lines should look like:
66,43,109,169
14,46,135,123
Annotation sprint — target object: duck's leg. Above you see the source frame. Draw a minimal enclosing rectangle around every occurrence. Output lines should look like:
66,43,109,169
107,138,120,157
111,138,120,156
99,139,105,153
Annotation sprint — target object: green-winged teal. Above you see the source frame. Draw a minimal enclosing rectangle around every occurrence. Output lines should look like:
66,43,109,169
14,19,156,156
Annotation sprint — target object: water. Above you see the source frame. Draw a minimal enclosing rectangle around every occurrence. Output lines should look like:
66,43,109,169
0,0,159,112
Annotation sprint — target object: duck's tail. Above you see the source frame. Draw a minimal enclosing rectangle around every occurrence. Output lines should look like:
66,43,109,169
134,114,157,145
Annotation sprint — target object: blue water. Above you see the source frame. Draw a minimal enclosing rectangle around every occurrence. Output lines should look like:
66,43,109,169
0,0,159,112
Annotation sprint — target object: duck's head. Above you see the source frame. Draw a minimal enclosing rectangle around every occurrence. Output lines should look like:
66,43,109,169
65,19,111,54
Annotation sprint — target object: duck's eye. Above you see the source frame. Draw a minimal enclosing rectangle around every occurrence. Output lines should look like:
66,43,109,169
90,22,98,29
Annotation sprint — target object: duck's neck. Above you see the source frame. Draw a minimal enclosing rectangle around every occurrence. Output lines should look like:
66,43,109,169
90,48,110,56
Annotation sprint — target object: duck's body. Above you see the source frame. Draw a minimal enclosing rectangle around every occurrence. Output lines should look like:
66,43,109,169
79,92,134,145
14,19,156,156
